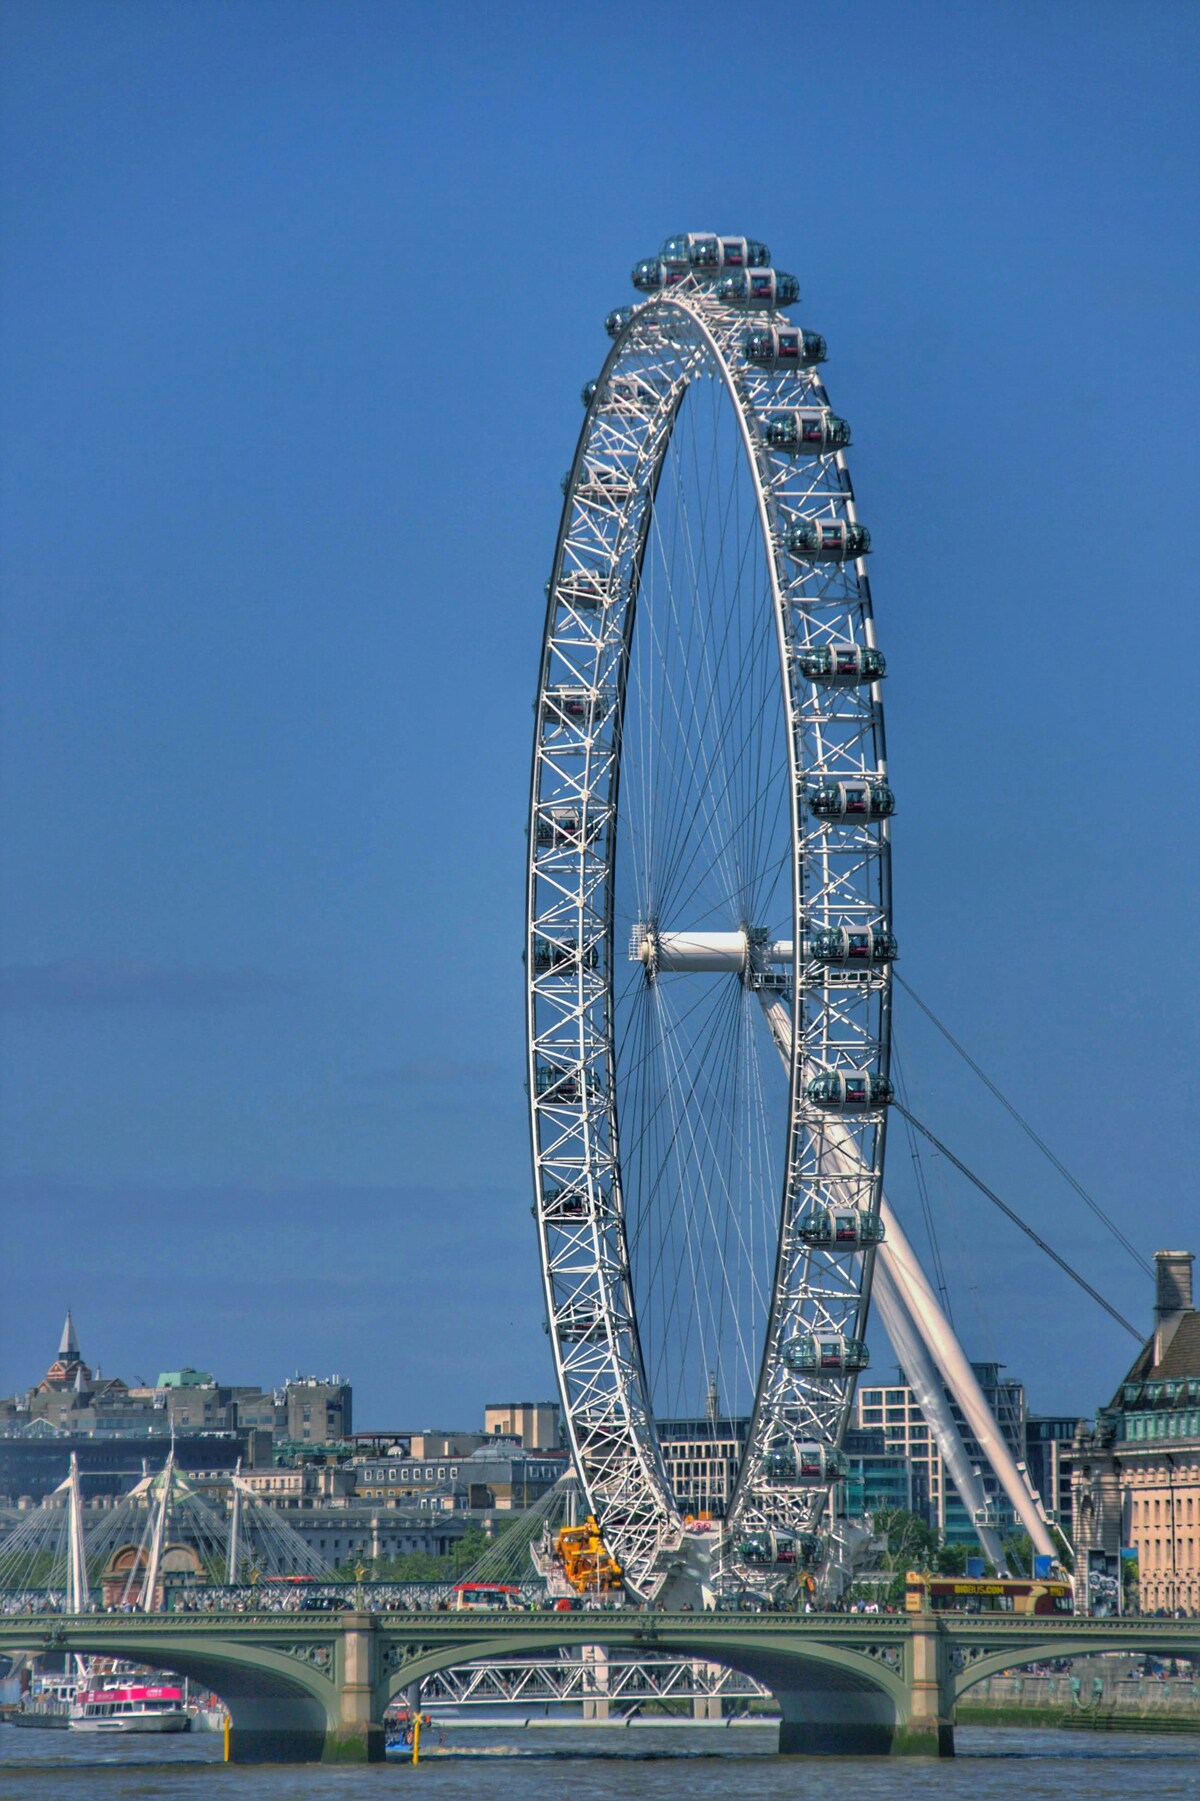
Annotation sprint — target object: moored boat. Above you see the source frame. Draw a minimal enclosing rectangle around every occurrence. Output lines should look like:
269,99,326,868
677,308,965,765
69,1681,188,1733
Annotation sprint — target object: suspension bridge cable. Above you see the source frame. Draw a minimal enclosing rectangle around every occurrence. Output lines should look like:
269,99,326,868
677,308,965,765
891,1102,1143,1342
896,976,1152,1278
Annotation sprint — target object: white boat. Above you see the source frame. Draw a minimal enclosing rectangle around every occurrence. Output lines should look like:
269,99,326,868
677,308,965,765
69,1681,189,1733
187,1704,229,1733
9,1673,78,1730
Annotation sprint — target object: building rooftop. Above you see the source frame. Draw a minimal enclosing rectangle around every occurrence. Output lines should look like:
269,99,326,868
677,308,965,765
1118,1312,1200,1389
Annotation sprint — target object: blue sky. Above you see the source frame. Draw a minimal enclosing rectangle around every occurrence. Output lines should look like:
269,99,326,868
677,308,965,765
2,1,1197,1426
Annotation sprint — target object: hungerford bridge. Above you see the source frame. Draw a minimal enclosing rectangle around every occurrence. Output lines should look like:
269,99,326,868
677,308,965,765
6,231,1180,1759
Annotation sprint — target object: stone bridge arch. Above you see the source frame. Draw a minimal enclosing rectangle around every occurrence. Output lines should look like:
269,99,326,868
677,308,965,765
0,1622,341,1762
381,1622,911,1755
953,1629,1200,1704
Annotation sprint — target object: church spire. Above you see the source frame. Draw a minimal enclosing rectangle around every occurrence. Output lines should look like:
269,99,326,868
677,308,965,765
59,1309,80,1361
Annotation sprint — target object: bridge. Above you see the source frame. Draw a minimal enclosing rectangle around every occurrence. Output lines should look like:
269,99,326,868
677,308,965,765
3,1608,1198,1761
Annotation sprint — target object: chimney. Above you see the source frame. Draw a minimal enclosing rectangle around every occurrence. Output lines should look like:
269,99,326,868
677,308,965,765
1153,1249,1194,1364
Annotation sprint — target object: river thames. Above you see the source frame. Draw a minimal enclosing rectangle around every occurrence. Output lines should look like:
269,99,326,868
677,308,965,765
1,1725,1197,1799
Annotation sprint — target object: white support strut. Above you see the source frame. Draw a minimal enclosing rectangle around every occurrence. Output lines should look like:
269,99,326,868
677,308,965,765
869,1259,1007,1568
877,1199,1056,1562
67,1452,88,1616
759,989,1056,1565
140,1445,174,1614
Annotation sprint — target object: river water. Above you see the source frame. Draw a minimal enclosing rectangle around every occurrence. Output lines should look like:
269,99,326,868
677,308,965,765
1,1724,1197,1800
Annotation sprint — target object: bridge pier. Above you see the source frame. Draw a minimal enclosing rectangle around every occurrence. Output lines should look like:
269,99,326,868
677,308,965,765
321,1611,385,1764
893,1624,954,1756
775,1684,898,1756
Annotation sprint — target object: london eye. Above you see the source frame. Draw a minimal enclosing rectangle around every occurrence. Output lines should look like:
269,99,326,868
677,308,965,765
526,232,893,1600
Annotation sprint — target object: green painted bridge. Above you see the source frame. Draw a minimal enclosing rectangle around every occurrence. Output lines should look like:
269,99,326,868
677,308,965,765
3,1609,1198,1762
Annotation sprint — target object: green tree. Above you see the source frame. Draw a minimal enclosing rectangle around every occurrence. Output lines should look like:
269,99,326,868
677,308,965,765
874,1508,937,1572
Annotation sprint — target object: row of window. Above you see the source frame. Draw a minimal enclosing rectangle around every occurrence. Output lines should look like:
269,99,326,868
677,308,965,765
1132,1536,1200,1570
862,1410,931,1436
1131,1493,1200,1525
358,1465,461,1483
1125,1412,1200,1441
1124,1379,1200,1407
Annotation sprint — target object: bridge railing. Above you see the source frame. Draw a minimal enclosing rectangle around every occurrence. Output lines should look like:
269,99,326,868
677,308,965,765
0,1580,550,1616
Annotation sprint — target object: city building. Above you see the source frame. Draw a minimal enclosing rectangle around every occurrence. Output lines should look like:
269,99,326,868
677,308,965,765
278,1507,474,1566
1024,1414,1076,1532
857,1361,1028,1543
281,1376,352,1443
657,1398,748,1518
352,1447,567,1511
0,1431,248,1504
237,1464,357,1509
1073,1249,1200,1615
349,1432,493,1460
0,1318,352,1497
838,1427,928,1522
484,1401,561,1451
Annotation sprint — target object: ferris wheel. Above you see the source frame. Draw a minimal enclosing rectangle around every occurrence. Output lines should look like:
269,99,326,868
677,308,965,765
525,231,894,1601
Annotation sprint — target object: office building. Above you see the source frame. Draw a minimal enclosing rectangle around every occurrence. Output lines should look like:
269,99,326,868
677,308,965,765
857,1361,1028,1543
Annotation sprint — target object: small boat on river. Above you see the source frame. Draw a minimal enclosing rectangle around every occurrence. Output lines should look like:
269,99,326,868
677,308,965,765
69,1680,189,1733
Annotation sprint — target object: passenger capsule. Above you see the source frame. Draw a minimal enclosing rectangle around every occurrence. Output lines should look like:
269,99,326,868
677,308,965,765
795,644,886,684
736,1531,817,1567
630,256,686,293
557,573,609,612
660,233,771,272
809,780,895,821
797,1205,886,1249
782,1333,871,1376
535,1063,581,1104
809,926,898,966
555,1302,608,1344
785,519,871,561
764,410,851,454
715,269,800,308
763,1441,847,1484
585,375,662,410
542,1184,588,1218
806,1069,894,1111
632,258,666,292
536,807,584,849
744,325,826,369
575,465,636,501
532,937,597,974
605,305,635,339
541,687,611,731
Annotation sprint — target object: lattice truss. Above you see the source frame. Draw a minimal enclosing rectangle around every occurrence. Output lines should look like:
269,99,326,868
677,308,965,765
526,238,892,1598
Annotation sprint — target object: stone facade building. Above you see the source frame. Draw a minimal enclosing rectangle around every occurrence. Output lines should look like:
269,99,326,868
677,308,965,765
1072,1250,1200,1615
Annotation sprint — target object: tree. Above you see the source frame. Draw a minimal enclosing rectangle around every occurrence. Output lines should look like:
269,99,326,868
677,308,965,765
874,1509,937,1573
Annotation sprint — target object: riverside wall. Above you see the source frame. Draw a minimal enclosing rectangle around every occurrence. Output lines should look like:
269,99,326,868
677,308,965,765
960,1667,1200,1733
